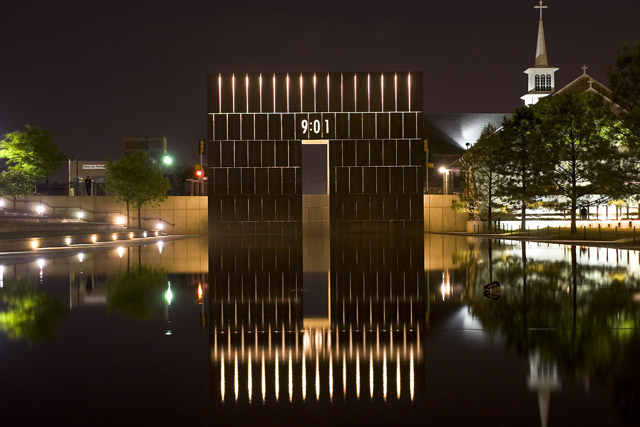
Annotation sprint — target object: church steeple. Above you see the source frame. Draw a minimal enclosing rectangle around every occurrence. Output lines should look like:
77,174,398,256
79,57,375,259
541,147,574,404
521,1,558,106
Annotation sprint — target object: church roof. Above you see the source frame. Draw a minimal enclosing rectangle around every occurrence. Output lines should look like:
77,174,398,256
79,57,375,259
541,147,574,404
555,72,613,100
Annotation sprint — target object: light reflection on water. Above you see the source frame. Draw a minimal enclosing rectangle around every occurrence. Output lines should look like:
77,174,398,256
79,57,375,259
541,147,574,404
0,235,638,426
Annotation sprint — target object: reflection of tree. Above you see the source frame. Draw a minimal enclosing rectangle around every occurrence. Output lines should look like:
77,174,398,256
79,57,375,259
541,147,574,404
107,265,168,319
0,278,67,344
458,241,640,424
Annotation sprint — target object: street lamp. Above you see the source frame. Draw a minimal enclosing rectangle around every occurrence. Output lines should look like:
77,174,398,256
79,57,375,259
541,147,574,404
162,154,173,166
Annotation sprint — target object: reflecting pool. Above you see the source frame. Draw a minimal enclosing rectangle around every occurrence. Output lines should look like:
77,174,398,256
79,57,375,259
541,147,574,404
0,235,638,426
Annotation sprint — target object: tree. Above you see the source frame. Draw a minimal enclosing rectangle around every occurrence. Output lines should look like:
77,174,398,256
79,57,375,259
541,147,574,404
107,264,168,319
535,92,632,234
105,152,170,228
608,42,640,143
0,170,35,210
0,125,66,181
495,107,551,232
457,124,504,231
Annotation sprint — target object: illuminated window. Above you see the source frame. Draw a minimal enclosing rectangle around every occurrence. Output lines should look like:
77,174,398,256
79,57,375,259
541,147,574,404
546,74,552,90
534,74,541,91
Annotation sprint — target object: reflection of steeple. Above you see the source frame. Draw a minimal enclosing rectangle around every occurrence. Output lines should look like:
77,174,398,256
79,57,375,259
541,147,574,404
527,351,561,427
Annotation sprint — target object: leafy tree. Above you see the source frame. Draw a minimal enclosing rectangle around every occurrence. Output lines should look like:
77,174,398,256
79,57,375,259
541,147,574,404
456,124,504,230
107,265,168,319
105,152,170,228
495,107,551,231
0,278,67,344
0,170,35,210
0,125,66,181
535,92,632,234
608,42,640,143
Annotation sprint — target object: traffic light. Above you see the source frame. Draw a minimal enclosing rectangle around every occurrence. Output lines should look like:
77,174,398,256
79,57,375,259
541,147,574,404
199,139,206,155
195,169,203,178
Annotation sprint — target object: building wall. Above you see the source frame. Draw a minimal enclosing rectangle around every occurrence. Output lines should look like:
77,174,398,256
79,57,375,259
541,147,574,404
423,195,469,233
9,196,207,235
207,72,424,234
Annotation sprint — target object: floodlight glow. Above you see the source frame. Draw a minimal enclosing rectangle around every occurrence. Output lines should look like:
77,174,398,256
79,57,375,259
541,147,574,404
157,241,164,253
30,240,39,249
37,259,45,270
154,231,159,237
78,253,85,263
117,247,125,258
115,216,126,225
156,222,164,230
162,155,173,166
112,233,118,241
143,231,148,238
35,204,45,215
65,237,72,245
129,232,134,239
90,235,98,243
0,265,3,288
76,211,85,219
0,199,5,208
439,166,447,174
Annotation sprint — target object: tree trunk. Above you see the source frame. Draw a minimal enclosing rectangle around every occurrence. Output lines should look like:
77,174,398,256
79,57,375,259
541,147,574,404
126,201,130,228
570,199,577,236
487,176,492,232
138,205,141,229
520,200,526,232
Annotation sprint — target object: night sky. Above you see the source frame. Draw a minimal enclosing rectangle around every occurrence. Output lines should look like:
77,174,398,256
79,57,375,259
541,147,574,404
1,0,639,171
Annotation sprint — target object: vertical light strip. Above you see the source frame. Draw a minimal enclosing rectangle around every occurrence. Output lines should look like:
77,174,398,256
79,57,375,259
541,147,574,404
234,352,239,401
259,74,263,113
275,348,280,401
232,74,236,113
354,74,357,112
329,355,334,401
356,350,361,399
381,74,384,112
299,73,303,112
396,350,401,399
408,72,412,111
245,74,249,113
247,350,252,403
313,73,317,112
218,74,222,112
327,73,330,111
221,353,226,402
286,73,290,113
394,73,398,111
383,351,387,401
288,351,293,402
315,353,320,400
261,352,266,403
367,73,370,112
302,353,307,401
342,352,347,397
340,73,344,112
273,74,276,112
410,348,414,401
369,350,374,399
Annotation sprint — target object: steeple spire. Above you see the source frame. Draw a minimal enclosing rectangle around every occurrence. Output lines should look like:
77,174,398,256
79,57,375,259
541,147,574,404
535,20,548,66
521,1,558,106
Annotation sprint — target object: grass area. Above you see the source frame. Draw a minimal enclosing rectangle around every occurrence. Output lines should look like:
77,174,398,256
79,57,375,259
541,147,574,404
492,225,640,241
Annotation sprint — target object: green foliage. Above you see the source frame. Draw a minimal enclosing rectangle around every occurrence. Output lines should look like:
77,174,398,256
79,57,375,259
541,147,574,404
0,278,67,344
535,92,632,232
0,170,35,196
494,107,551,230
105,152,170,227
107,264,168,319
457,124,505,226
608,42,640,143
0,125,66,181
105,152,170,209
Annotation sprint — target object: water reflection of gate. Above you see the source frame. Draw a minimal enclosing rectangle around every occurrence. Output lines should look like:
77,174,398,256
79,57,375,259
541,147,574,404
209,233,424,403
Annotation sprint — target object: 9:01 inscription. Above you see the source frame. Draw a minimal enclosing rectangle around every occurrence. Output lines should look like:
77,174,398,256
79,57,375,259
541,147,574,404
301,119,329,136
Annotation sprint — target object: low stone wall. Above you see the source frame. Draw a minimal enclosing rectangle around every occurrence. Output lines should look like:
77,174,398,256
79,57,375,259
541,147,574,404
6,196,208,235
423,195,468,233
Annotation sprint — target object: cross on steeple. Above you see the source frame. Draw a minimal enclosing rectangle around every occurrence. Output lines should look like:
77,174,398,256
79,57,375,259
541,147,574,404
535,0,548,21
581,65,588,74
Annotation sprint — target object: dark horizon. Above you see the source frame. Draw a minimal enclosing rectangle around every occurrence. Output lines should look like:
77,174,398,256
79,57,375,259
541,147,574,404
1,0,638,168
